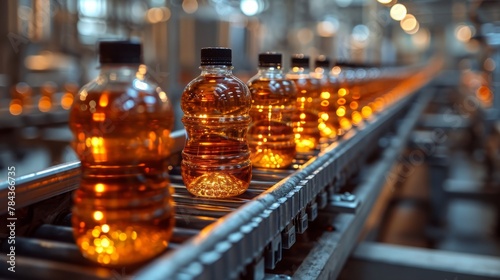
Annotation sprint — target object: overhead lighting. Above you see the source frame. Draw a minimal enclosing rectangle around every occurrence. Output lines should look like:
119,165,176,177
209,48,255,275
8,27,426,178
317,19,339,37
182,0,198,14
412,28,430,50
400,14,417,32
455,24,473,42
390,4,407,21
377,0,392,4
240,0,260,16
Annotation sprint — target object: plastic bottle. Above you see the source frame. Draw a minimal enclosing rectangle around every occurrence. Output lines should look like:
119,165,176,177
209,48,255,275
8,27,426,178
286,54,321,154
69,40,175,266
331,62,354,132
247,52,297,168
181,47,252,198
312,55,342,139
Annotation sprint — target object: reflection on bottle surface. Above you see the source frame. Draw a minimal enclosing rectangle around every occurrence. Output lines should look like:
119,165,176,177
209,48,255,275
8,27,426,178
69,41,175,266
287,54,321,153
247,52,297,168
181,47,252,198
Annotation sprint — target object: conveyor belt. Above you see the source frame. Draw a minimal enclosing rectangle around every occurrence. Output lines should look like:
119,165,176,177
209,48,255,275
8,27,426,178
0,74,436,279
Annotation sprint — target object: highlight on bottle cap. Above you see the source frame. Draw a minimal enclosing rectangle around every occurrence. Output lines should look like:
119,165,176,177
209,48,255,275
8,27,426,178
315,55,330,68
98,40,142,64
258,52,282,67
291,54,310,68
200,47,232,66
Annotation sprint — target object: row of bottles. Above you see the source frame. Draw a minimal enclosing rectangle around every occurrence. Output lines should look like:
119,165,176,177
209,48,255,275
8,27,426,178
7,82,78,115
68,40,424,267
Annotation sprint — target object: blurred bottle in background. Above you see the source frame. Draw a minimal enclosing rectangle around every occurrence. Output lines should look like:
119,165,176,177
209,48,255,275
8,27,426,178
312,55,342,141
286,54,321,154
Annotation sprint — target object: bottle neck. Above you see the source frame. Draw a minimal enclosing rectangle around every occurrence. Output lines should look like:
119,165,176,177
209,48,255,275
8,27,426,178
200,65,233,76
257,66,284,78
288,66,310,74
99,63,146,81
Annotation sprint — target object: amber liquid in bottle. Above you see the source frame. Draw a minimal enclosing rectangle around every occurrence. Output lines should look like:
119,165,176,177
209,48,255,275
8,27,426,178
181,63,252,198
247,77,297,168
332,65,354,132
70,89,175,266
287,75,321,153
69,47,175,266
313,60,342,140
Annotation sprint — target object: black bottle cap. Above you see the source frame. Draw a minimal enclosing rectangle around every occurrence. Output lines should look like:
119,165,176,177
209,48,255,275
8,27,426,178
291,54,310,68
258,52,282,67
315,55,330,68
201,47,232,66
99,40,142,64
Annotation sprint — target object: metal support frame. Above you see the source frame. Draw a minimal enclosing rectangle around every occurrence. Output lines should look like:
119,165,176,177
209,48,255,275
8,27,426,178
340,242,500,280
292,89,434,280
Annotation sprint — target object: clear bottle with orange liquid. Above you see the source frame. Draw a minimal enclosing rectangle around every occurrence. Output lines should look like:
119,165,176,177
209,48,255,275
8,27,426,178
181,47,252,198
312,55,342,140
286,54,321,154
331,62,354,132
69,40,175,266
247,52,297,168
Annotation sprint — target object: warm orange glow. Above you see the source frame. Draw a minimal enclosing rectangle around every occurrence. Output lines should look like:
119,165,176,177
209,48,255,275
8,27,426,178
337,98,346,105
93,211,104,221
338,88,347,97
320,91,331,100
456,24,472,42
352,111,363,125
92,113,106,122
99,94,109,107
320,113,329,121
90,137,107,162
362,106,373,119
295,138,316,152
476,85,492,104
400,14,418,32
182,0,198,14
38,96,52,112
61,93,74,110
350,101,358,110
9,100,23,115
336,106,346,117
101,224,110,233
331,66,341,75
340,118,352,131
95,183,105,193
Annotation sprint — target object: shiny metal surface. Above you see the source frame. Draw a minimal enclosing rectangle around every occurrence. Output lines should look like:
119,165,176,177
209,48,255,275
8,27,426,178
0,68,436,279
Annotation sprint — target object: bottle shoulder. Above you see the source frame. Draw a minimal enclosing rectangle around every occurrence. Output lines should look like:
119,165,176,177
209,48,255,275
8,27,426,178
183,74,251,97
71,74,172,115
181,74,252,115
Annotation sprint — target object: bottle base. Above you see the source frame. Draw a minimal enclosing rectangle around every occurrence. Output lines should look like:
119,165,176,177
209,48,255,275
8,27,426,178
186,172,249,198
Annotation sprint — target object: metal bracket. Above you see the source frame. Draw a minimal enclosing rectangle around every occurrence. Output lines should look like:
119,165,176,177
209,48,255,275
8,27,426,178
265,234,282,270
328,192,361,214
296,209,308,234
282,223,296,249
307,202,318,221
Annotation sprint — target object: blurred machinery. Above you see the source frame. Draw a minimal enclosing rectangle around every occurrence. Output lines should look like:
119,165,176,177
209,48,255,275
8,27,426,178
0,0,500,279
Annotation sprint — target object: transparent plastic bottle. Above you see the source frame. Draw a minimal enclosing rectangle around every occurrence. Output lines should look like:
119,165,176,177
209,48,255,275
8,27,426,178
69,40,175,266
181,47,252,198
286,54,321,154
331,62,354,132
247,52,297,168
312,55,342,139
